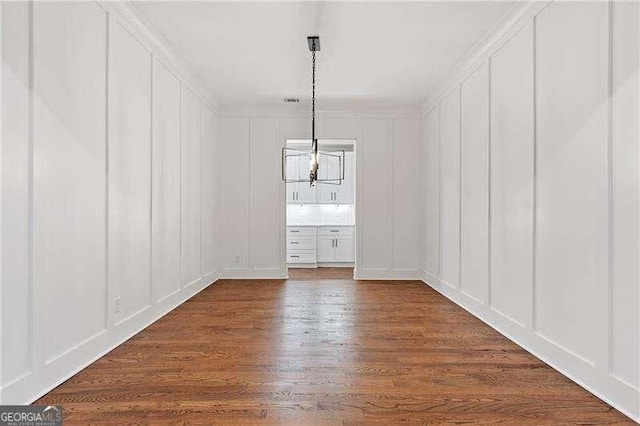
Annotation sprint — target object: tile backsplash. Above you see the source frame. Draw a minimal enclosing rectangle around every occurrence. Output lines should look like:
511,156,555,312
287,204,355,226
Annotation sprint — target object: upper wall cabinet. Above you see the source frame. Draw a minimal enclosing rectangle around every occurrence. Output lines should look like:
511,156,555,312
287,152,354,205
317,152,354,204
286,153,317,204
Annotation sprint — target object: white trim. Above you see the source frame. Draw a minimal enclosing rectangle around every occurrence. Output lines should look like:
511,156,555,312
98,1,219,112
422,272,639,423
221,104,421,119
1,277,217,405
316,262,354,268
422,0,552,114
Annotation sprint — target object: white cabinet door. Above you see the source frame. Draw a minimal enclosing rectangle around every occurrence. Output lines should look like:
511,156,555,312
285,154,298,204
286,183,297,203
296,154,316,203
316,236,335,262
335,235,355,262
318,153,349,204
297,181,317,203
316,154,333,203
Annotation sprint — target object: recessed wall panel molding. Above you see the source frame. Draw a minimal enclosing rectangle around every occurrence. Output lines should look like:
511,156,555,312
318,117,360,139
392,118,420,273
250,117,283,272
152,59,181,302
439,88,461,289
1,0,219,406
610,0,639,390
218,117,250,271
424,107,440,280
32,2,108,361
219,111,421,280
360,118,393,272
489,22,534,328
460,63,489,304
1,0,32,387
281,117,310,140
181,86,203,287
109,19,153,323
202,106,218,279
422,1,639,421
534,0,609,363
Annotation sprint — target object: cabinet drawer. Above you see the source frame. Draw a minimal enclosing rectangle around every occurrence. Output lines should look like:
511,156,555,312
287,236,316,250
287,250,316,264
317,226,354,236
287,226,317,236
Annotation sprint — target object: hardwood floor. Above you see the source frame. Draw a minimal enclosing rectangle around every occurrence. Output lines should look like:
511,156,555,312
288,267,354,280
37,271,632,424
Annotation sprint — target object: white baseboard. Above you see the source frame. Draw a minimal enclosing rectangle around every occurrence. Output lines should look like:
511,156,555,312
316,262,355,268
286,263,317,269
421,271,640,423
1,273,219,405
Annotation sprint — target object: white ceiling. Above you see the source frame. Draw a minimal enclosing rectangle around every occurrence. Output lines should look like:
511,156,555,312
131,1,515,107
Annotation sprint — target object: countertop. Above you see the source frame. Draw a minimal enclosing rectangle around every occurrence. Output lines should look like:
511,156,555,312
287,223,355,227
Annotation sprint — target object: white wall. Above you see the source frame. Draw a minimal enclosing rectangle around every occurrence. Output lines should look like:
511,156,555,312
422,1,639,421
0,1,219,404
217,109,422,279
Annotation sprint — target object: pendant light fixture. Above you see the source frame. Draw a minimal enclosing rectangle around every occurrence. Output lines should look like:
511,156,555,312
282,36,345,188
308,36,320,186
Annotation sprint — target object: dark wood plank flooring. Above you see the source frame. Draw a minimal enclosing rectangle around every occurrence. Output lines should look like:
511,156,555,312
37,269,633,424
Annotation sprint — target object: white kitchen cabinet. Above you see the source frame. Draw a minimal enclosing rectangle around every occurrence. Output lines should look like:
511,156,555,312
316,236,335,262
316,152,354,204
335,235,355,262
286,153,316,204
287,226,355,265
316,226,355,262
287,226,317,265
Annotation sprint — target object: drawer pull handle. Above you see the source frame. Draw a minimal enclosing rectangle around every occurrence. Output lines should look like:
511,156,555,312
290,255,299,258
330,230,339,232
290,241,299,244
290,230,300,233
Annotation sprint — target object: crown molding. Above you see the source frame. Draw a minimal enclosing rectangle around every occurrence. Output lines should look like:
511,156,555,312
421,0,551,114
220,100,422,119
98,1,220,113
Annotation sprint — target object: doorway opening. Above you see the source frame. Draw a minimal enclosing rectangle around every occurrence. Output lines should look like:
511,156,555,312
284,139,356,277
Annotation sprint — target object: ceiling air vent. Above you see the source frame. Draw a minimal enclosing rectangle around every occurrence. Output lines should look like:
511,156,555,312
283,98,300,103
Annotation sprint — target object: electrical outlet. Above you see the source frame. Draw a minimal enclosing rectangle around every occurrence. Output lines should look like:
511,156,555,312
115,297,121,313
235,255,241,264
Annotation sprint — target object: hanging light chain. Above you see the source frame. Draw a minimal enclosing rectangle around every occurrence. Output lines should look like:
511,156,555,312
310,47,319,185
